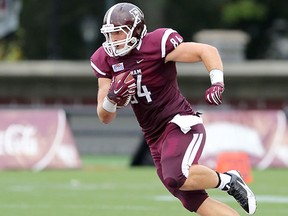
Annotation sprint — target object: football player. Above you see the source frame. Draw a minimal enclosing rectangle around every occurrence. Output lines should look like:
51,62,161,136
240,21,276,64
90,2,257,215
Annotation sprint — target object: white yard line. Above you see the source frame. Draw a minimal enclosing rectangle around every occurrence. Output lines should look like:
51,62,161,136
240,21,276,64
155,195,288,203
0,203,156,211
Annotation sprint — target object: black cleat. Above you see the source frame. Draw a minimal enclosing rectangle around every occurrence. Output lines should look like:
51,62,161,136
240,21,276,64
224,170,257,215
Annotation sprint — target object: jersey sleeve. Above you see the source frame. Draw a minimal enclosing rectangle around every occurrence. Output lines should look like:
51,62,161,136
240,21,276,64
160,28,183,58
90,47,113,79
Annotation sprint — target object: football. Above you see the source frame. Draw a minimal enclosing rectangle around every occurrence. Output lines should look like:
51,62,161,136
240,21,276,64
108,71,136,108
116,95,132,108
114,71,135,87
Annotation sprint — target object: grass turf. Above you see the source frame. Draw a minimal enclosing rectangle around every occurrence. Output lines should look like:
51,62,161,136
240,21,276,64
0,155,287,216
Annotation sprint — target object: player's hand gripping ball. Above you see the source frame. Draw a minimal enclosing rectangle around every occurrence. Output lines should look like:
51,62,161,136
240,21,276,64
205,82,224,105
107,71,136,108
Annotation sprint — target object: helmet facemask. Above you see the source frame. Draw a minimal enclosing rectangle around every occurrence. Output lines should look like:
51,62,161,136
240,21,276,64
101,23,138,57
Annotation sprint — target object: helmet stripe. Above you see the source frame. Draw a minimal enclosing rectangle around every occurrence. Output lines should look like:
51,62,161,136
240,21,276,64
106,3,119,24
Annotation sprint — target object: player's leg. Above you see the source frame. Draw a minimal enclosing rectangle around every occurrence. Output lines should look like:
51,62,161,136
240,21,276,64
196,197,239,216
179,165,249,214
178,136,257,214
179,164,220,191
150,124,209,212
159,121,256,215
156,123,239,214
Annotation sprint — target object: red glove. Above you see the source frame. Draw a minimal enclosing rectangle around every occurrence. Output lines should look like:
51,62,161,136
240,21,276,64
205,82,224,105
107,71,136,107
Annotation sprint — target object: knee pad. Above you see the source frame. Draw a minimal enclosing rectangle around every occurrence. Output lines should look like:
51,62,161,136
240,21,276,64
164,177,181,189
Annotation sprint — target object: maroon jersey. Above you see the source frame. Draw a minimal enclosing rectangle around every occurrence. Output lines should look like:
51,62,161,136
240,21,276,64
91,28,195,144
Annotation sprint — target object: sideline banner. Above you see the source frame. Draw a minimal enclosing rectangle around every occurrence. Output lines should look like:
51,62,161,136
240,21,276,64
0,109,81,170
200,110,288,169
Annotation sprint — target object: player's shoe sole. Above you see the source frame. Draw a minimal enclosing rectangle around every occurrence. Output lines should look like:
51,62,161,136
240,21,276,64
225,170,257,215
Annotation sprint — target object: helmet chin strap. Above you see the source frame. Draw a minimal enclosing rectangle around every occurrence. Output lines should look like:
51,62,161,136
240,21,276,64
130,37,137,43
115,36,138,56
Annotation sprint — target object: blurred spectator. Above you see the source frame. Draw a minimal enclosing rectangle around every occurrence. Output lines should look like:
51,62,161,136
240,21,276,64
0,0,22,60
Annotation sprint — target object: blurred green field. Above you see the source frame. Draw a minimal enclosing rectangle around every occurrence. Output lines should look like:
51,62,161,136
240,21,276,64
0,155,287,216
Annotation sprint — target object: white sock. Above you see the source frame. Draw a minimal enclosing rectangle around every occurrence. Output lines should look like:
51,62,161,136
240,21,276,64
217,173,232,190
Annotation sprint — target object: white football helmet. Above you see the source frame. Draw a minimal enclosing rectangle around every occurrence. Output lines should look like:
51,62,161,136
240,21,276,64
100,3,147,57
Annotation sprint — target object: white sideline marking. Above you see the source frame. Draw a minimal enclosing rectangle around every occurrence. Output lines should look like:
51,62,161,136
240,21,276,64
155,195,288,203
0,204,155,211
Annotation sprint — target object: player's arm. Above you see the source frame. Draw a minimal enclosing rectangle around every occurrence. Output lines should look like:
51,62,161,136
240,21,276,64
165,42,225,105
97,77,117,124
165,42,223,72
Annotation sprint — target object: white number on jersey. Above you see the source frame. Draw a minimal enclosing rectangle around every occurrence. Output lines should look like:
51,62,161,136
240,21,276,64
130,74,152,104
170,35,183,48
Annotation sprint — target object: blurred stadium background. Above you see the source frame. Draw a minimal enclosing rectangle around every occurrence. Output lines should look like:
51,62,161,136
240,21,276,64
0,0,288,215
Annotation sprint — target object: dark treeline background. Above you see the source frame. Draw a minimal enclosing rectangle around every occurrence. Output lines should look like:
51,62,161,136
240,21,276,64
7,0,288,60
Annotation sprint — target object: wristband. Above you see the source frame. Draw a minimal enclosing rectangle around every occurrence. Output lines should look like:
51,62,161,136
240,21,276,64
102,96,117,113
209,69,224,84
